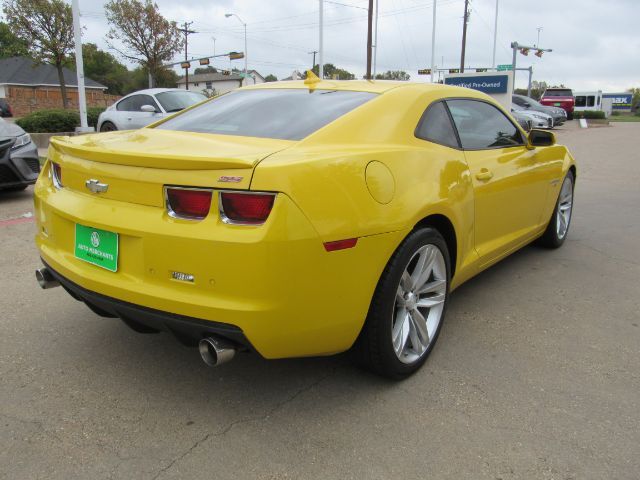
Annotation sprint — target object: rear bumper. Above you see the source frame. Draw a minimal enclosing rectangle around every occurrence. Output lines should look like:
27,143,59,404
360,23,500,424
34,164,405,359
42,259,252,349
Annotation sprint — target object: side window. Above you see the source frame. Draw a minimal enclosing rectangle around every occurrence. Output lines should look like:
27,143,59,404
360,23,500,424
137,94,159,111
512,96,525,107
116,96,137,111
415,101,459,148
575,96,586,107
587,96,595,107
446,99,524,150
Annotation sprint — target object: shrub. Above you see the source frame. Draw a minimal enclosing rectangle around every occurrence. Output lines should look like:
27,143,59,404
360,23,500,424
16,107,106,133
611,111,621,116
573,110,606,120
87,107,105,128
16,109,80,133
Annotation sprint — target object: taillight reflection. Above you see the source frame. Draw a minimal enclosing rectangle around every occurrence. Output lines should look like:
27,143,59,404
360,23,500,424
166,187,213,220
220,192,275,225
51,162,63,188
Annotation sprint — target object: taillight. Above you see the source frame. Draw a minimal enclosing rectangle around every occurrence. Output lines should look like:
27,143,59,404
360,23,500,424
51,162,63,188
219,191,275,225
166,187,212,220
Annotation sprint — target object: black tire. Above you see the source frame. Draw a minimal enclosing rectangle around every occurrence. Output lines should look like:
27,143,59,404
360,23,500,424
538,170,574,248
2,185,28,192
353,227,451,379
567,112,574,120
100,121,117,132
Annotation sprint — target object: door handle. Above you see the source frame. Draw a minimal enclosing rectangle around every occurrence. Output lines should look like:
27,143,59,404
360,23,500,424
127,117,132,121
475,169,493,181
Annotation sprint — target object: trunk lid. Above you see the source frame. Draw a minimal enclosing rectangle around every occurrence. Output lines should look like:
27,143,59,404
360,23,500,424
48,129,294,208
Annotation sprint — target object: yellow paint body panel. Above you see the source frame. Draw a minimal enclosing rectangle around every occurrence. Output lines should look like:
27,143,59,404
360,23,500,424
34,81,576,359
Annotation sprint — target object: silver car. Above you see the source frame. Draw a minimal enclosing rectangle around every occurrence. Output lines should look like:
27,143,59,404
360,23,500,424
0,117,40,191
97,88,207,132
511,107,554,129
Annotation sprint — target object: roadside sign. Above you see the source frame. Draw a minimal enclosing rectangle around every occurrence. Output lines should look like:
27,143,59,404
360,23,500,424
497,64,513,71
418,69,431,75
444,74,510,94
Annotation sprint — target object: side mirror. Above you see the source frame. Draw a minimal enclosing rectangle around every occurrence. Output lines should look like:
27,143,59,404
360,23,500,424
140,104,158,113
528,129,556,147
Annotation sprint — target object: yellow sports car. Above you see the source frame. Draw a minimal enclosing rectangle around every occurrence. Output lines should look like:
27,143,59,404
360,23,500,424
34,77,576,378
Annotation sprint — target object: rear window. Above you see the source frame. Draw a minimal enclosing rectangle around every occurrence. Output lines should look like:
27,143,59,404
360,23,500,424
544,89,573,97
156,89,376,141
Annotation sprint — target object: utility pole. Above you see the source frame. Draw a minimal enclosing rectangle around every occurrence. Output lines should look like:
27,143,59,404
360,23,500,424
536,27,543,47
308,50,318,68
491,0,498,68
430,0,437,83
366,0,373,79
212,37,216,56
319,0,324,79
178,22,197,90
460,0,470,72
373,0,379,77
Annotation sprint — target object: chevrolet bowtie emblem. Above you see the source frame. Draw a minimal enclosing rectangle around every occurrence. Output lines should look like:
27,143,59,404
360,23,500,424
85,179,109,194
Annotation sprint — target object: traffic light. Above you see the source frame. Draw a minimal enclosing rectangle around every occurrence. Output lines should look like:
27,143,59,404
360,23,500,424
519,48,530,56
476,68,488,72
535,49,544,58
199,58,210,66
418,69,431,75
229,52,244,60
222,70,230,76
448,68,460,74
180,62,191,69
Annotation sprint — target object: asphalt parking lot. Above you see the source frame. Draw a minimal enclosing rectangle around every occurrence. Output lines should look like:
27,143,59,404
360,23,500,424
1,122,639,480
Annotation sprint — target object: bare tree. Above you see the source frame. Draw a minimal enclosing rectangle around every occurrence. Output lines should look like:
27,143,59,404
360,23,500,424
2,0,74,108
104,0,183,86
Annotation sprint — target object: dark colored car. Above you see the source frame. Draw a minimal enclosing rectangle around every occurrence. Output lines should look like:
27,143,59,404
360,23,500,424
0,118,40,191
540,88,575,120
0,98,13,118
512,94,565,126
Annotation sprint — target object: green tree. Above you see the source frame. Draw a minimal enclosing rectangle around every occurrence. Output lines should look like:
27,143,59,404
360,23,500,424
628,87,640,110
81,43,129,95
374,70,410,81
2,0,74,108
194,65,218,75
124,65,178,93
0,21,29,57
264,74,277,82
105,0,184,87
308,63,355,80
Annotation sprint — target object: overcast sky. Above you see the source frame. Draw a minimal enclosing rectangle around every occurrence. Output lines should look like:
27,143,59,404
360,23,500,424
14,0,640,92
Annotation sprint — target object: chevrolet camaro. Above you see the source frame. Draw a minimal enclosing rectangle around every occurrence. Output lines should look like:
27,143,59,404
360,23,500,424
34,77,576,378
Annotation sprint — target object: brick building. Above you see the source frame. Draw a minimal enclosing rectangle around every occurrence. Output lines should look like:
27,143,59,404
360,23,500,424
0,57,120,117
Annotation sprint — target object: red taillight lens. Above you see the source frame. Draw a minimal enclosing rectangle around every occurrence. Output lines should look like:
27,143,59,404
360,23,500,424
220,192,275,225
51,162,62,188
166,187,212,220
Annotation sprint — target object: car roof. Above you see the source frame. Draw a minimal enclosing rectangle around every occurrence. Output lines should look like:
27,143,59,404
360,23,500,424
122,88,184,97
242,79,489,97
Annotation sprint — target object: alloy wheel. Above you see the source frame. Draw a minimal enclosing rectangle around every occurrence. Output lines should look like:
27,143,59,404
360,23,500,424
556,175,573,239
392,244,447,364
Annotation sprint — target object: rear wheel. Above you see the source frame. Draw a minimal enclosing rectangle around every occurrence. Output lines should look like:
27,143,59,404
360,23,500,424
100,121,117,132
538,170,574,248
354,228,450,379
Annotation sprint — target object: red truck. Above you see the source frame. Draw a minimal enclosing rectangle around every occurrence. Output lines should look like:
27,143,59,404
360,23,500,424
540,88,575,120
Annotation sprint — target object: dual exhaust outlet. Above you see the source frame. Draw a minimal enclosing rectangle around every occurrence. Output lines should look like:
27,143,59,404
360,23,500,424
35,267,237,367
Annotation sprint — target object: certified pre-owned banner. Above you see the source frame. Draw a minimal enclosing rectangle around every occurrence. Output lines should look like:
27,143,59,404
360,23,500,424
444,75,510,94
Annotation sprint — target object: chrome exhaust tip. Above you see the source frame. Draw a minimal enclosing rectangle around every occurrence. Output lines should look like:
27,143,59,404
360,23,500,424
36,267,60,289
198,337,236,367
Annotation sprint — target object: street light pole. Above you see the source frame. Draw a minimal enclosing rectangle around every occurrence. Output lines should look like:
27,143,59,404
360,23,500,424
491,0,498,68
430,0,437,83
373,0,379,77
225,13,247,82
71,0,91,131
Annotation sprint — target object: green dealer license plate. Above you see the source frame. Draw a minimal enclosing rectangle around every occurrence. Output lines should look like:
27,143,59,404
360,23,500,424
75,224,119,272
554,102,561,106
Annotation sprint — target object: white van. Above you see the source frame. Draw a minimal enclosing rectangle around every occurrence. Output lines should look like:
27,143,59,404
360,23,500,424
574,91,602,112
